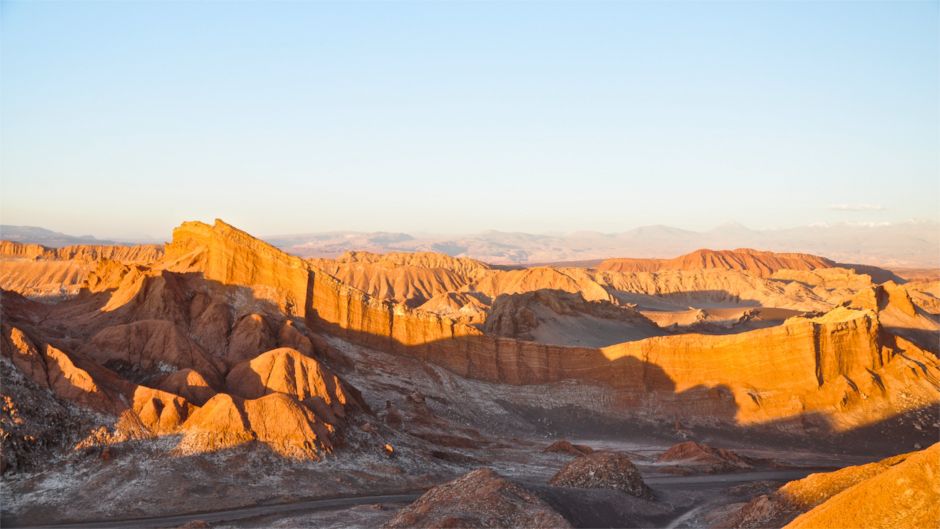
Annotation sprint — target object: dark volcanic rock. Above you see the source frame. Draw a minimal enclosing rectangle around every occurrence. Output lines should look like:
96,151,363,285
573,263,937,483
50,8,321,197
384,468,572,529
549,451,652,499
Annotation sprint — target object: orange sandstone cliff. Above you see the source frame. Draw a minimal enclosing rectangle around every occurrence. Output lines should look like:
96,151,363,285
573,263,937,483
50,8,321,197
162,220,940,433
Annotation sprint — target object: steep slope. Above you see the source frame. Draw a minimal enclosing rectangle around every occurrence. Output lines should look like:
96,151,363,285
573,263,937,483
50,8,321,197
726,443,939,529
0,259,90,298
783,442,939,529
163,220,312,317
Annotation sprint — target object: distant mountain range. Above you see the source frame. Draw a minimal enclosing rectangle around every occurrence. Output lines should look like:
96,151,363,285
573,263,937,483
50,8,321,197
3,220,938,268
0,225,122,247
268,220,940,268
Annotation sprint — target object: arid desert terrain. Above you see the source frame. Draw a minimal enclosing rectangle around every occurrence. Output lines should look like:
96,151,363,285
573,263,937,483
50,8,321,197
1,219,938,529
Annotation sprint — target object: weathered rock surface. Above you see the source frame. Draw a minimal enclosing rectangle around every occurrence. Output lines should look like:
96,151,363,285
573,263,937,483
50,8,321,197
155,220,940,434
225,347,355,424
0,259,91,298
549,451,651,498
163,220,311,317
416,291,488,324
226,313,276,366
177,392,336,459
725,443,940,529
2,218,938,485
155,368,217,406
310,251,490,307
783,442,939,529
384,468,572,528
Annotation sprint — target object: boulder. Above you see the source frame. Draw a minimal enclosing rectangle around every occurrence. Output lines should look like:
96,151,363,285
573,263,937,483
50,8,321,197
549,451,651,499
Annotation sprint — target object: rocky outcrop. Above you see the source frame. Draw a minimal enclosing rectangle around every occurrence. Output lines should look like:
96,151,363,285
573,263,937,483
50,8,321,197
225,347,355,424
163,220,311,317
155,368,217,406
384,468,572,529
1,324,195,435
2,325,122,414
594,269,833,311
311,247,844,315
5,218,936,468
549,451,651,498
81,320,225,387
177,392,336,459
226,313,276,366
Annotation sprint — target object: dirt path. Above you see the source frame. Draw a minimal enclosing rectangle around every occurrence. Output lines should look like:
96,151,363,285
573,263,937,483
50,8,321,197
5,470,819,529
2,493,422,529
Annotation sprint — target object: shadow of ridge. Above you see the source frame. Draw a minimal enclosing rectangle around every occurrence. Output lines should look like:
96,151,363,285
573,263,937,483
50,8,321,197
309,302,937,453
835,262,906,284
608,288,765,310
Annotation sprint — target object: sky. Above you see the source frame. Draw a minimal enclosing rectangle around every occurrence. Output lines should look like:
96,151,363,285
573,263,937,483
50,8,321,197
1,1,938,239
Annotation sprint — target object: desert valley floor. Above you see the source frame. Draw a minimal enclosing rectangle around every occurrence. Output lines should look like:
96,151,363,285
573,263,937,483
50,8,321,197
0,219,938,529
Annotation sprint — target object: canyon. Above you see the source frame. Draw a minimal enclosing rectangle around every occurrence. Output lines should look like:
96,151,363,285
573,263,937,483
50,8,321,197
1,219,937,528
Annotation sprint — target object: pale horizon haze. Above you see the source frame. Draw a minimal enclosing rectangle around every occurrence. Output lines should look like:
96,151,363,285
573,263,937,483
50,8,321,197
1,1,938,240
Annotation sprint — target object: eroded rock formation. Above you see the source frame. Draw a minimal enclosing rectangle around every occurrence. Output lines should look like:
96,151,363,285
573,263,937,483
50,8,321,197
384,468,572,529
598,249,835,277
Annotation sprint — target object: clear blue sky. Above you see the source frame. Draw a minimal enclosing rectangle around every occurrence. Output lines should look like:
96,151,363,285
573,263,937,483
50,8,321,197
1,1,937,239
